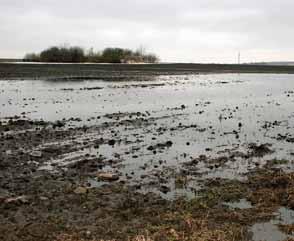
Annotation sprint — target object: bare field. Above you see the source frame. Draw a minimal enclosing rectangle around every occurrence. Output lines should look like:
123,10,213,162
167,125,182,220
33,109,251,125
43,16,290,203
2,63,294,80
0,66,294,241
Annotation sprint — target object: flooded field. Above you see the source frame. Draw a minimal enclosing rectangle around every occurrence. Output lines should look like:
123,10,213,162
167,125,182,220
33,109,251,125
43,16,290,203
1,72,294,241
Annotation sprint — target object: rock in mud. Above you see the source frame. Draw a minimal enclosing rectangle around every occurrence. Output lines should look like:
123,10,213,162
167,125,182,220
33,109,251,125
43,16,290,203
248,143,273,157
0,196,6,204
42,146,61,154
4,195,29,205
39,196,49,201
160,185,171,194
96,172,119,181
147,141,173,151
108,139,116,146
30,151,42,158
74,187,88,194
147,145,154,151
166,141,173,147
52,120,65,128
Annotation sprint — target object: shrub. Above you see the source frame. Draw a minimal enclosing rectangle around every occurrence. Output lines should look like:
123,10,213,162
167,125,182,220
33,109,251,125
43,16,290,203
39,46,85,63
24,45,159,63
23,53,40,62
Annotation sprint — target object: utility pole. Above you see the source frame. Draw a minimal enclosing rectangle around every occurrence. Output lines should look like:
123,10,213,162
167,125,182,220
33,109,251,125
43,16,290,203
238,52,241,65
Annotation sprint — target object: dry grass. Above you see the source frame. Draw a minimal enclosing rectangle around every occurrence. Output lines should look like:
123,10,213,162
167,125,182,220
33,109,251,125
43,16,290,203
248,171,294,209
54,234,98,241
53,234,152,241
279,224,294,235
53,214,244,241
52,170,294,241
153,217,245,241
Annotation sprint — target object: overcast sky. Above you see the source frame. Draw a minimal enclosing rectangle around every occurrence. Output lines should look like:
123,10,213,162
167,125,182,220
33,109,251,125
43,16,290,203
1,0,293,63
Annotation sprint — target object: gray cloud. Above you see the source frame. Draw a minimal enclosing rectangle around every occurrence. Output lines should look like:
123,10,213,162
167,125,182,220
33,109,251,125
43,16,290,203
0,0,293,62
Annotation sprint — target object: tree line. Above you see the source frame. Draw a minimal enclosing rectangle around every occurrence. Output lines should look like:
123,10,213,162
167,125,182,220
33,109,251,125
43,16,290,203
24,46,159,63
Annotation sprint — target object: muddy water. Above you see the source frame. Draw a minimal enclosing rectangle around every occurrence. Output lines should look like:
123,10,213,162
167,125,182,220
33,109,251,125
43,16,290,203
251,207,294,241
1,74,294,199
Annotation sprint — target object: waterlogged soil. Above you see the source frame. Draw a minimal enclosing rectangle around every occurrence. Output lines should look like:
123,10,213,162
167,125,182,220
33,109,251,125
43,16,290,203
1,73,294,241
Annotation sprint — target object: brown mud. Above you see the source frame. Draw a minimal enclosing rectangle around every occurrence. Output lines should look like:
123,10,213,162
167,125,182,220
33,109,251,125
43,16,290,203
0,116,293,241
2,63,294,80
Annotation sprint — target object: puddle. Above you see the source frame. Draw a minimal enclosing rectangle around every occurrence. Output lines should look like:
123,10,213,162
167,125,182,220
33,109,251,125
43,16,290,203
251,222,288,241
88,179,109,188
251,207,294,241
136,176,202,201
277,207,294,226
224,198,253,209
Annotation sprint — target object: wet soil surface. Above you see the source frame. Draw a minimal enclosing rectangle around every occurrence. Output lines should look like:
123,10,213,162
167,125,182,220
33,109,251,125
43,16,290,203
1,73,294,241
2,63,294,80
